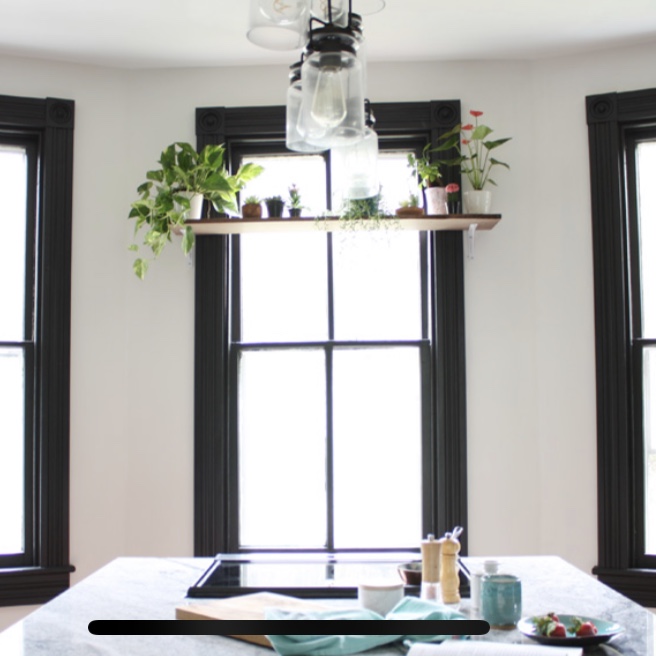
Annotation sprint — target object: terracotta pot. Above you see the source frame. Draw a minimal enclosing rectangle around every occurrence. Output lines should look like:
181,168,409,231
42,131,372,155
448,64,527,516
242,203,262,219
395,206,425,217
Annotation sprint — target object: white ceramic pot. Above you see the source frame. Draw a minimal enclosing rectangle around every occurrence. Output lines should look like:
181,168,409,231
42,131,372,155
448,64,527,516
424,186,448,215
176,191,205,220
463,190,492,214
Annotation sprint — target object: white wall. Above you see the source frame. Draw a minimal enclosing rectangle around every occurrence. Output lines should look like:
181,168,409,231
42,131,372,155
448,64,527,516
1,40,655,631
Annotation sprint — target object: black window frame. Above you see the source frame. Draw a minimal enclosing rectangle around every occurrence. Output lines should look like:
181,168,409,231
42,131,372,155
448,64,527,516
193,101,469,557
587,87,656,606
0,95,75,606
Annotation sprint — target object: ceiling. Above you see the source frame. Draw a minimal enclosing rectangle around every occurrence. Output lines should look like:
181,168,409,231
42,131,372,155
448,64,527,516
2,0,656,69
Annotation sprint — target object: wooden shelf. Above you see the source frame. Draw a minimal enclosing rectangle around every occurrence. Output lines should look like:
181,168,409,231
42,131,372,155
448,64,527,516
181,214,501,235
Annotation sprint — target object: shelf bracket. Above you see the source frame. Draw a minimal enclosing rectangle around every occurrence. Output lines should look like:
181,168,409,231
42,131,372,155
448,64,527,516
467,223,478,260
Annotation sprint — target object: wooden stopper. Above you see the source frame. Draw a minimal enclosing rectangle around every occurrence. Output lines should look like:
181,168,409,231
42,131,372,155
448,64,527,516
440,534,461,604
421,534,441,583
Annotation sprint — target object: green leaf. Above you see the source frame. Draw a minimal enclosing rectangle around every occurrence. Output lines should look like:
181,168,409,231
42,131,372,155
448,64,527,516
146,170,163,183
471,124,493,140
489,157,510,169
484,137,512,151
128,244,139,252
237,163,264,181
159,144,176,169
182,226,195,255
204,172,233,192
439,124,462,140
133,258,148,279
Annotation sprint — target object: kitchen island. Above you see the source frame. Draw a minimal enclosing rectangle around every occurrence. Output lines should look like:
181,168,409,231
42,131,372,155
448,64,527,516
0,556,652,655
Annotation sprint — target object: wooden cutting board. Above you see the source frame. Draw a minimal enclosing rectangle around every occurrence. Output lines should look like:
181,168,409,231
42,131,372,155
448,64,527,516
175,592,333,647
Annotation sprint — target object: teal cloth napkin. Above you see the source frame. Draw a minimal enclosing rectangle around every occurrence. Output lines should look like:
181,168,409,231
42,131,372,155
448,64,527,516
265,596,467,656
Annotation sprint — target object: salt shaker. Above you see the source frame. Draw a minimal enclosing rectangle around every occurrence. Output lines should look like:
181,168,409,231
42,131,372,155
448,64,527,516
420,534,441,600
471,559,499,612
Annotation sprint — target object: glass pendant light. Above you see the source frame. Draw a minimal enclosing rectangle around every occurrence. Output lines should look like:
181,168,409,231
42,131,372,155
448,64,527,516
247,0,308,50
259,0,309,23
286,61,328,153
300,30,364,147
331,100,379,203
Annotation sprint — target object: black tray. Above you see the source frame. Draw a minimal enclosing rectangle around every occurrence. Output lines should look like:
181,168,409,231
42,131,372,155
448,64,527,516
187,552,469,599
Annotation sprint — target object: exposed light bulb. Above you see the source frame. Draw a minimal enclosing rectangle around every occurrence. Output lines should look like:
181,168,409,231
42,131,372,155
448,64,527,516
259,0,307,24
311,0,346,25
311,66,346,128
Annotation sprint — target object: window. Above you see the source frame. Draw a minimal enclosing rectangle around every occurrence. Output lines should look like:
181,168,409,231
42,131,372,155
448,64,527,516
193,101,469,557
587,87,656,605
0,95,75,606
231,150,425,551
627,132,656,563
0,139,37,566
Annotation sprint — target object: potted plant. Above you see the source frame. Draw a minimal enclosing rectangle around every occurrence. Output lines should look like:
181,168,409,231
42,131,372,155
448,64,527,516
129,142,263,278
242,195,263,219
288,184,303,217
441,110,511,213
264,195,285,218
396,193,424,217
407,138,458,215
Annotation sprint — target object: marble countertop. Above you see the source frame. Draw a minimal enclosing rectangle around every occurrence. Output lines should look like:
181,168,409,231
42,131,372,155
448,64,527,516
0,556,653,655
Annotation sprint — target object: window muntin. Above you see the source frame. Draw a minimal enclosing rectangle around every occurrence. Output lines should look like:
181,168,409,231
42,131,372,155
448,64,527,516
233,149,427,551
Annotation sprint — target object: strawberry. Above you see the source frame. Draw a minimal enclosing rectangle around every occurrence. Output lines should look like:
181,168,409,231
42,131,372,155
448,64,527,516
548,622,567,638
570,617,598,637
532,613,565,637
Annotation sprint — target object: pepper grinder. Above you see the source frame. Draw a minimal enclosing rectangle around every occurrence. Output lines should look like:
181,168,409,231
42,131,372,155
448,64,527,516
420,534,441,600
440,532,461,605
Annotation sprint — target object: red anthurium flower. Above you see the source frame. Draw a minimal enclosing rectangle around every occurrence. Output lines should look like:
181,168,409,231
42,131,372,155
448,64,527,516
470,110,483,117
445,183,460,194
461,124,474,131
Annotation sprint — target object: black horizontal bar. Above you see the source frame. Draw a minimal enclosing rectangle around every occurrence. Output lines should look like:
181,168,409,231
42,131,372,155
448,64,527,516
234,340,428,349
89,619,489,636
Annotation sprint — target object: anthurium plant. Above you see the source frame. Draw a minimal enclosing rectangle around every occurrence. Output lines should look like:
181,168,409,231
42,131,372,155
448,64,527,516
442,110,511,190
129,142,262,279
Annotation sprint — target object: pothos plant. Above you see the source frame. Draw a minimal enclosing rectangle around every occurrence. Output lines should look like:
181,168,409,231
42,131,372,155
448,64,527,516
129,142,262,279
407,137,460,188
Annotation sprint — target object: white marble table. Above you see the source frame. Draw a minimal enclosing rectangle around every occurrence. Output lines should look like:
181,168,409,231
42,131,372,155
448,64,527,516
0,556,653,655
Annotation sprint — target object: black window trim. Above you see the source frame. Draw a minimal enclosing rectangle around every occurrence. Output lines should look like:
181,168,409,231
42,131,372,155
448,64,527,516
0,94,75,606
192,100,469,558
587,87,656,606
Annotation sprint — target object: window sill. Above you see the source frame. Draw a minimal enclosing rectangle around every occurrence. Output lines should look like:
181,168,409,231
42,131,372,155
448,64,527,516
592,566,656,607
0,565,75,607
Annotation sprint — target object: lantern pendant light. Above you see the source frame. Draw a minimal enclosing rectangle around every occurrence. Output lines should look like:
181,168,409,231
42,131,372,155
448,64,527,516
247,0,309,50
331,99,379,204
299,2,365,148
286,60,328,153
246,0,378,152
